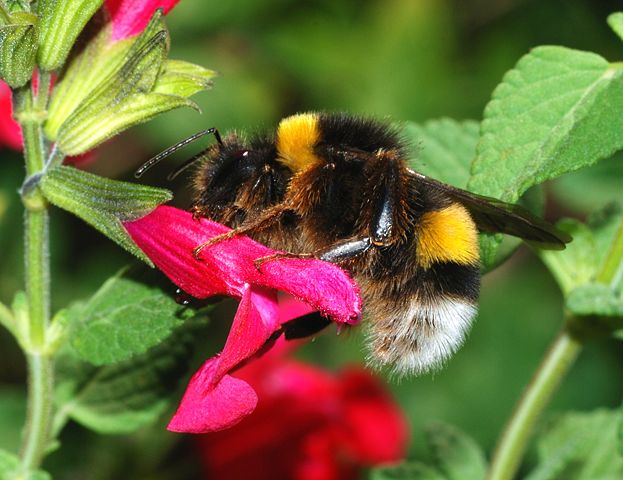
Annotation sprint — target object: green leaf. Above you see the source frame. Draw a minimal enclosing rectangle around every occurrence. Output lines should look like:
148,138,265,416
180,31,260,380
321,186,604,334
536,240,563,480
608,13,623,42
567,283,623,319
526,409,623,480
402,118,479,188
55,315,208,434
0,449,51,480
369,462,446,480
426,422,487,480
468,47,623,261
37,0,104,71
0,12,37,87
67,267,194,365
39,166,172,266
541,204,622,295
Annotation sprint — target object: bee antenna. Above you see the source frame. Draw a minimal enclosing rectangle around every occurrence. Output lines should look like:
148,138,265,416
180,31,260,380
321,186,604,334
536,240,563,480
134,127,223,178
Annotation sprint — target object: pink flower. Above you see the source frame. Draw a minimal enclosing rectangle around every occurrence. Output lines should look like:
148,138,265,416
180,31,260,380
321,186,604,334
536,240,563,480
124,205,362,433
195,339,409,480
0,80,23,151
106,0,181,42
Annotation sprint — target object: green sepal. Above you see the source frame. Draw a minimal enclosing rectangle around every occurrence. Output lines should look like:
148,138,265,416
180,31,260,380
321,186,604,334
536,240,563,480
36,0,104,71
46,12,213,155
154,59,217,97
608,12,623,42
0,12,37,87
0,449,51,480
38,166,172,266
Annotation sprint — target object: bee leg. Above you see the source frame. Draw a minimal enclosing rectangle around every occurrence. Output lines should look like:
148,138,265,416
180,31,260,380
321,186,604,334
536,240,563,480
318,237,372,262
193,204,291,260
254,237,372,271
367,152,406,246
253,251,315,271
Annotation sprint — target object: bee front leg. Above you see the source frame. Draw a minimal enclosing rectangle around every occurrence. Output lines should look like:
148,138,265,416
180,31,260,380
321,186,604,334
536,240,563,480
193,203,291,260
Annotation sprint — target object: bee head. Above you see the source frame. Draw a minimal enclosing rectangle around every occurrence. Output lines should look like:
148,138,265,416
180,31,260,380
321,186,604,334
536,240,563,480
193,133,290,223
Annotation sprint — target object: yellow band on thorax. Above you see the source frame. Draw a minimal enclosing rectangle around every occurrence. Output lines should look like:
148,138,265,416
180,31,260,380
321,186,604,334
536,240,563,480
276,113,322,171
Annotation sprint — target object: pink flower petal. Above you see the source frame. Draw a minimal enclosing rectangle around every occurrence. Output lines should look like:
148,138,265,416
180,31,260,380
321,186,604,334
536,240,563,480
167,358,257,433
210,284,280,387
105,0,180,42
0,81,23,151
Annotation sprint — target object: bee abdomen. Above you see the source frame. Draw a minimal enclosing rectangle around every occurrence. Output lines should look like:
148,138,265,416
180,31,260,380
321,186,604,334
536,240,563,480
367,293,477,376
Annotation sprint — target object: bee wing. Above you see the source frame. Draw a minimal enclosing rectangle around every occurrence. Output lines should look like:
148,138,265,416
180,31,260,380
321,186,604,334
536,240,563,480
408,170,571,250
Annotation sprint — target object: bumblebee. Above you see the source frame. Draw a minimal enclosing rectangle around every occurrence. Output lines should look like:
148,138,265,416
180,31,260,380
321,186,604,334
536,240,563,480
136,112,571,376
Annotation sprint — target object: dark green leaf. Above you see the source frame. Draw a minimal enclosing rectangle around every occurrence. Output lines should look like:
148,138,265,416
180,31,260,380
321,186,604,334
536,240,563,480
469,47,623,261
55,315,209,434
426,422,487,480
39,166,172,266
67,267,194,365
526,410,623,480
369,462,446,480
0,12,37,87
37,0,104,71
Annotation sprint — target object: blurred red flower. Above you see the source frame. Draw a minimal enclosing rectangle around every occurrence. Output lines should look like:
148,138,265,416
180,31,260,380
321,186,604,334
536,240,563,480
124,205,362,433
196,339,409,480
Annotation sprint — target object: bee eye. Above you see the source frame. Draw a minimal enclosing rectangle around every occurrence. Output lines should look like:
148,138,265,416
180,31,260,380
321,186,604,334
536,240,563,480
233,149,250,159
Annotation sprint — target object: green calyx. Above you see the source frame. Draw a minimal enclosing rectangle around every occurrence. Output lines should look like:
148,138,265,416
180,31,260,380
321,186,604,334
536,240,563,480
44,10,216,156
0,10,37,87
36,0,104,71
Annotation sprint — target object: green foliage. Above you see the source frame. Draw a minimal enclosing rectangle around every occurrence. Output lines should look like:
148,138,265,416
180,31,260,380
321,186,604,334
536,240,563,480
66,268,194,365
55,316,207,434
39,166,172,266
0,449,51,480
370,463,446,480
36,0,103,71
607,13,623,42
526,410,623,480
402,119,479,188
540,204,623,333
0,11,37,87
370,423,486,480
468,46,623,264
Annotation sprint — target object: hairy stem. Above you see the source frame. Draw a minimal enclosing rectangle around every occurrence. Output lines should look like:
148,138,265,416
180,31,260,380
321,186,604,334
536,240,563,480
18,76,54,472
486,327,582,480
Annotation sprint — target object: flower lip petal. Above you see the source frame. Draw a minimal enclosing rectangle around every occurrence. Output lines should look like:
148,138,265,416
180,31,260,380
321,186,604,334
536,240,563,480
167,358,258,433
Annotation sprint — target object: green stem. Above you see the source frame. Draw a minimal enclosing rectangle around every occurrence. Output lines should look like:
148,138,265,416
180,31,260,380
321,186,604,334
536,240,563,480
486,327,582,480
18,79,54,472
